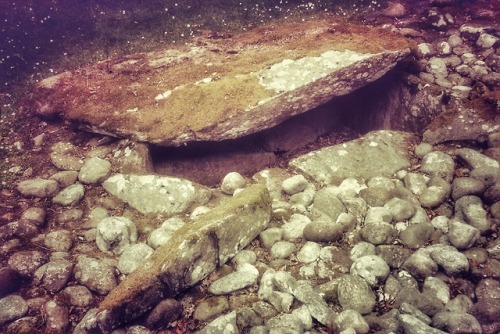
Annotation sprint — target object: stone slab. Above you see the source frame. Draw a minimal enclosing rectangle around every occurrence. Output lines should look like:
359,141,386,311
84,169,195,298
29,21,411,146
289,130,417,185
96,183,271,332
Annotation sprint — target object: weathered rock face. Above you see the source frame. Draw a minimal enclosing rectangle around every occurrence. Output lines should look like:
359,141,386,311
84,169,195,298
30,21,411,146
96,183,272,332
289,130,417,184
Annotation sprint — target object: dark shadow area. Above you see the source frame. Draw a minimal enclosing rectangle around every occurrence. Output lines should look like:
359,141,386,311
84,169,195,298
152,66,423,186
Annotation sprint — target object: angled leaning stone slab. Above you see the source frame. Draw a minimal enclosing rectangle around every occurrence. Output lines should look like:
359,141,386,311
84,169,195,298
95,183,272,332
30,21,412,146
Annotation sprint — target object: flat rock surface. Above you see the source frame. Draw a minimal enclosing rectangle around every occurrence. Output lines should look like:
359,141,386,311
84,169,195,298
289,130,417,184
29,21,411,146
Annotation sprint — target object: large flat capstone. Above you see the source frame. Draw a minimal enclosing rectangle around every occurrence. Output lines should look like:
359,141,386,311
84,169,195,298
30,21,411,146
289,130,417,185
95,183,272,332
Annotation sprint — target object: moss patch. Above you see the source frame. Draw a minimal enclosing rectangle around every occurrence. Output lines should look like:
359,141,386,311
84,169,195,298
99,183,270,310
32,20,412,144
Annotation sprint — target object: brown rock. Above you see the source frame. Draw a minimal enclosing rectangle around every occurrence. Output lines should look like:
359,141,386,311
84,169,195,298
29,21,411,147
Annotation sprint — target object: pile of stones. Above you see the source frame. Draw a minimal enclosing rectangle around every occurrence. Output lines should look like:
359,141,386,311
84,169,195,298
414,23,499,97
1,129,499,334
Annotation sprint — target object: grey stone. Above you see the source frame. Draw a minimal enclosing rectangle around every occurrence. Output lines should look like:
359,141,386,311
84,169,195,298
404,173,428,196
303,214,352,242
36,260,73,293
384,197,415,221
7,251,47,278
259,228,283,249
5,316,39,334
127,325,152,334
235,307,263,329
290,131,415,185
350,255,390,287
0,295,28,325
57,208,84,224
430,246,469,276
147,217,185,249
445,295,473,313
45,230,73,252
118,243,154,274
376,245,412,269
20,207,46,226
364,309,400,334
423,277,450,305
297,242,321,263
197,311,239,334
359,187,392,207
112,142,153,175
282,214,311,240
419,177,451,208
17,178,59,198
361,222,396,245
281,174,309,195
427,57,448,77
78,157,111,184
145,299,183,329
221,172,247,195
103,174,211,215
49,170,79,188
403,249,438,279
350,242,376,262
470,166,499,187
432,311,482,334
448,220,480,249
52,183,85,206
335,309,369,334
267,313,304,333
231,250,257,267
399,222,435,248
420,151,455,182
415,143,433,158
337,274,376,315
312,187,346,221
74,308,100,334
400,301,431,325
209,263,259,295
456,148,500,171
96,216,138,255
74,255,117,295
96,185,271,331
364,207,393,225
292,282,334,326
273,271,298,295
50,152,84,171
399,314,446,334
44,300,69,334
62,285,94,307
270,241,296,259
451,177,486,200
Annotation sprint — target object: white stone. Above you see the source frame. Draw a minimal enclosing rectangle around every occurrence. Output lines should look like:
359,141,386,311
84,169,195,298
427,57,448,78
96,216,137,255
147,217,186,249
477,33,498,48
297,242,321,263
208,263,259,295
52,183,85,206
350,255,390,287
118,243,154,274
282,174,309,195
221,172,247,195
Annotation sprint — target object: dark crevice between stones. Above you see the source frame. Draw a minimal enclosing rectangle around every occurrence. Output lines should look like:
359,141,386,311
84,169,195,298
151,66,433,187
